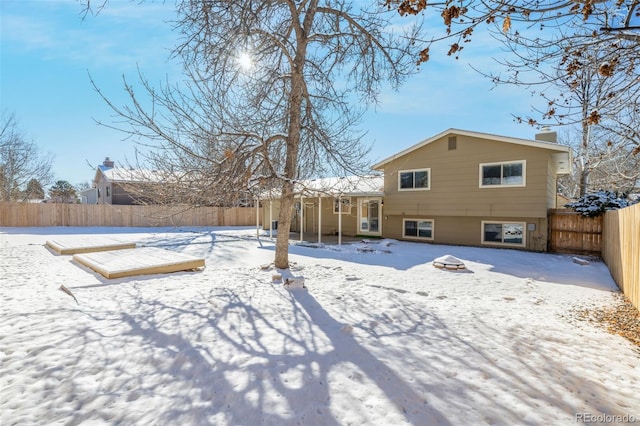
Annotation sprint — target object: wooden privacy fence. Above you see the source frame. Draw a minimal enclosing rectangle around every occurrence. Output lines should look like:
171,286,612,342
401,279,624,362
0,203,261,228
601,203,640,311
548,209,603,255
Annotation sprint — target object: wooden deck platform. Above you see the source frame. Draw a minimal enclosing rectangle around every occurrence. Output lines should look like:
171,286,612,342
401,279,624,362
72,247,205,279
46,237,136,255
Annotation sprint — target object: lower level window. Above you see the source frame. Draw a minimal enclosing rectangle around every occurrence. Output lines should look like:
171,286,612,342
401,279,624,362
482,221,525,246
403,219,434,240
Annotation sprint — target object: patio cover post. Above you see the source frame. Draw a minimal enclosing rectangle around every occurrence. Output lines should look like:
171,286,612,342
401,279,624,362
255,197,259,238
318,196,322,244
300,195,304,242
269,200,273,239
338,195,342,245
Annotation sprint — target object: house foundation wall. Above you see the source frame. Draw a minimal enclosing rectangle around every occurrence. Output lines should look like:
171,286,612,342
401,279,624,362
383,215,549,252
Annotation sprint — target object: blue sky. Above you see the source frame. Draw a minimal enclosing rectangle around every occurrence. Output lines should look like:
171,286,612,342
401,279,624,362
1,0,545,186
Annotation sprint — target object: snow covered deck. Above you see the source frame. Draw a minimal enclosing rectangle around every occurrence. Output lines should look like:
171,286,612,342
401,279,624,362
73,247,205,279
46,237,136,255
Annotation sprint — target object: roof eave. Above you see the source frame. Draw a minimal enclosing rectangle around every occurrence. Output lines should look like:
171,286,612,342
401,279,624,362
372,128,571,169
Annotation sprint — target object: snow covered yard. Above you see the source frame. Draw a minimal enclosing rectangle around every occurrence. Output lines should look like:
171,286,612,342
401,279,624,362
1,227,638,426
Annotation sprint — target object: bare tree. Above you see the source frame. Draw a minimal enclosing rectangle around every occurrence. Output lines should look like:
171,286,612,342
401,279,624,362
386,1,640,150
86,1,423,269
483,37,640,196
0,112,54,202
386,0,640,60
558,126,640,199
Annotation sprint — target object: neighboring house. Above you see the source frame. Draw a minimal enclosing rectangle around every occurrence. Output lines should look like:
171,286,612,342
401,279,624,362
92,157,255,207
93,157,162,205
372,128,571,251
79,188,98,204
261,128,571,252
261,175,384,242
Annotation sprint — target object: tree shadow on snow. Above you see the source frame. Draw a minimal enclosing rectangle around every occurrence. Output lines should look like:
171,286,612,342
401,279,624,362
11,278,636,426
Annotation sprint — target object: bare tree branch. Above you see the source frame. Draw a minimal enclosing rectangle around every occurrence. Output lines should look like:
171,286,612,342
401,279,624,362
0,112,54,201
86,1,424,268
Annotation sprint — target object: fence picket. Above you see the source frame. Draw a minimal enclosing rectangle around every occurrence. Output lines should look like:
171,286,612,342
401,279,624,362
548,209,603,255
602,204,640,311
0,203,261,228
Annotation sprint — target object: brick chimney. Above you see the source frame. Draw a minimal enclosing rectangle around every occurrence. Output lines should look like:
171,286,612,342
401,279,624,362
535,126,557,143
103,157,115,168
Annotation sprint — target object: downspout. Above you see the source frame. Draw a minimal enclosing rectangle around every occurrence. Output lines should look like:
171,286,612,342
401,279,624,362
269,199,273,239
255,197,259,238
300,195,304,242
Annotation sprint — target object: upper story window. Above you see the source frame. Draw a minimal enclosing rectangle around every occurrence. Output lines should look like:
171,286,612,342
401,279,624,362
480,160,526,187
398,168,430,191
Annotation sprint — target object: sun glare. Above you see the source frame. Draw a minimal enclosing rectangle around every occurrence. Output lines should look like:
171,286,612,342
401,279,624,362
238,52,253,70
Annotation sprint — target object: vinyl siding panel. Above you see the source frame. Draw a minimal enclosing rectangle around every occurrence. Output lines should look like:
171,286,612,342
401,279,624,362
547,157,559,209
381,134,555,219
112,184,137,205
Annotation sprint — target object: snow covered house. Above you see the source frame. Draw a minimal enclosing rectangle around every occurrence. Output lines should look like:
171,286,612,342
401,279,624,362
93,158,165,205
372,128,571,251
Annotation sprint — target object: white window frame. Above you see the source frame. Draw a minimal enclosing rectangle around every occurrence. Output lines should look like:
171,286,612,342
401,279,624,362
479,160,526,188
398,168,431,191
481,221,526,247
333,197,352,214
358,198,382,236
402,218,434,241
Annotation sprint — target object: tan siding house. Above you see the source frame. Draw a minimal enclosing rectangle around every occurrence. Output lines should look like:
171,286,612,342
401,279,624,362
372,129,571,251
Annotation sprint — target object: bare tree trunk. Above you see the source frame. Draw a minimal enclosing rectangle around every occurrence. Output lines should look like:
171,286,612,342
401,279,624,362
579,168,590,197
579,121,590,197
274,27,306,270
275,181,294,269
